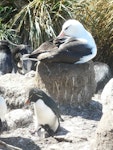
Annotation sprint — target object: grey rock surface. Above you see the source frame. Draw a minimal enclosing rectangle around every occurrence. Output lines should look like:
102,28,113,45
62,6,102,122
0,62,101,150
0,72,36,109
1,101,102,150
101,78,113,113
91,110,113,150
91,78,113,150
36,61,96,106
94,61,112,94
5,109,33,129
0,61,96,108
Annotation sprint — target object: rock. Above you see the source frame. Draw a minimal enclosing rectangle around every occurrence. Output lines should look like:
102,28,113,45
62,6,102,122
0,140,22,150
0,73,36,109
91,110,113,150
0,61,96,108
91,78,113,150
94,62,112,94
0,96,7,121
101,78,113,113
25,70,36,77
35,61,96,106
0,104,100,150
5,109,33,129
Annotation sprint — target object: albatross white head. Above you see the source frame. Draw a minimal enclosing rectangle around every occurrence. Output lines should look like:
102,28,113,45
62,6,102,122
58,19,87,39
57,19,97,62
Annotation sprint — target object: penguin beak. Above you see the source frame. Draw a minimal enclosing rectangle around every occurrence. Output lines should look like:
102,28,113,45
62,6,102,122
25,99,30,105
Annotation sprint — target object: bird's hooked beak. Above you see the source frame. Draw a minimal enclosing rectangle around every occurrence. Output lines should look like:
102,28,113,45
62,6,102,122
25,99,30,105
57,30,65,38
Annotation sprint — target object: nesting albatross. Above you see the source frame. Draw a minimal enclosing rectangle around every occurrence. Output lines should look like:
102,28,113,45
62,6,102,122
24,19,97,64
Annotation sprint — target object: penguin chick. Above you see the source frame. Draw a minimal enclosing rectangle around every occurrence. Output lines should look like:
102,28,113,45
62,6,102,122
41,124,55,136
0,96,7,132
26,88,63,136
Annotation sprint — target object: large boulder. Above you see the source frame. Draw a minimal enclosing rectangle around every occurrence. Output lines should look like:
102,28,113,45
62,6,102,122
91,110,113,150
36,61,96,106
0,61,96,108
101,78,113,113
91,78,113,150
94,62,112,94
5,109,33,129
0,72,36,109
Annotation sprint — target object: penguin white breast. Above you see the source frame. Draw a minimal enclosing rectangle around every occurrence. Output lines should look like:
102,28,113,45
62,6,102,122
34,99,59,132
0,96,7,121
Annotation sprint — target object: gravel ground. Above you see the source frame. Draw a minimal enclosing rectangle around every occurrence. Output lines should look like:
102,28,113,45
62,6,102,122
0,98,102,150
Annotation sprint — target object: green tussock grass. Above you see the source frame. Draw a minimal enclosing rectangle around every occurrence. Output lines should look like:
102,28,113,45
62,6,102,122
8,0,75,48
0,0,113,66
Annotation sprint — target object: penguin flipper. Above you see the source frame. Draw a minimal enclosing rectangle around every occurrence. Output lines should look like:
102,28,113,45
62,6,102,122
60,117,64,122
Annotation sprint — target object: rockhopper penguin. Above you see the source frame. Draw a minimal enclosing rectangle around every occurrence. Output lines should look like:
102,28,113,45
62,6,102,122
26,88,63,136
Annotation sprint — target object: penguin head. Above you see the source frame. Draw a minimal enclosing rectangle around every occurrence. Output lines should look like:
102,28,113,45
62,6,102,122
26,88,46,104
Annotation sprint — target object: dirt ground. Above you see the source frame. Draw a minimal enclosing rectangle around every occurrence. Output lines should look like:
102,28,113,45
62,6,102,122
0,97,102,150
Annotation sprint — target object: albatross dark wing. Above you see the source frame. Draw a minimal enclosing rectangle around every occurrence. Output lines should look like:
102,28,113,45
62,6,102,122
27,37,67,59
27,41,55,59
38,38,92,64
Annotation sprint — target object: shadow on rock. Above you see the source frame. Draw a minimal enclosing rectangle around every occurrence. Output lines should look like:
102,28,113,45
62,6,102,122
56,126,69,136
0,136,40,150
60,100,102,121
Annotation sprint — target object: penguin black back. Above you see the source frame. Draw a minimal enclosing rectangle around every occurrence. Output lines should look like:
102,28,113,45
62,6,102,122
0,40,13,74
28,88,63,120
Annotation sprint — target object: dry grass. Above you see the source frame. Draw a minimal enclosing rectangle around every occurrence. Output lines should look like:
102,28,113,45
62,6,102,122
0,0,113,65
73,0,113,64
8,0,74,48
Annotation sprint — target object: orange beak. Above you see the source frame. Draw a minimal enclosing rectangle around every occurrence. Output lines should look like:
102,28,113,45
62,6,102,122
57,31,65,38
25,99,30,105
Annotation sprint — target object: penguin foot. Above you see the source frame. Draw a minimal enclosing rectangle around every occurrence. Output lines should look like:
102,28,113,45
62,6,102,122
30,125,55,138
41,124,55,137
30,130,37,135
37,127,49,138
30,127,49,138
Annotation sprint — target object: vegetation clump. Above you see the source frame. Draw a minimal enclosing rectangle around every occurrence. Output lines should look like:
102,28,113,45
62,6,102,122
0,0,113,65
